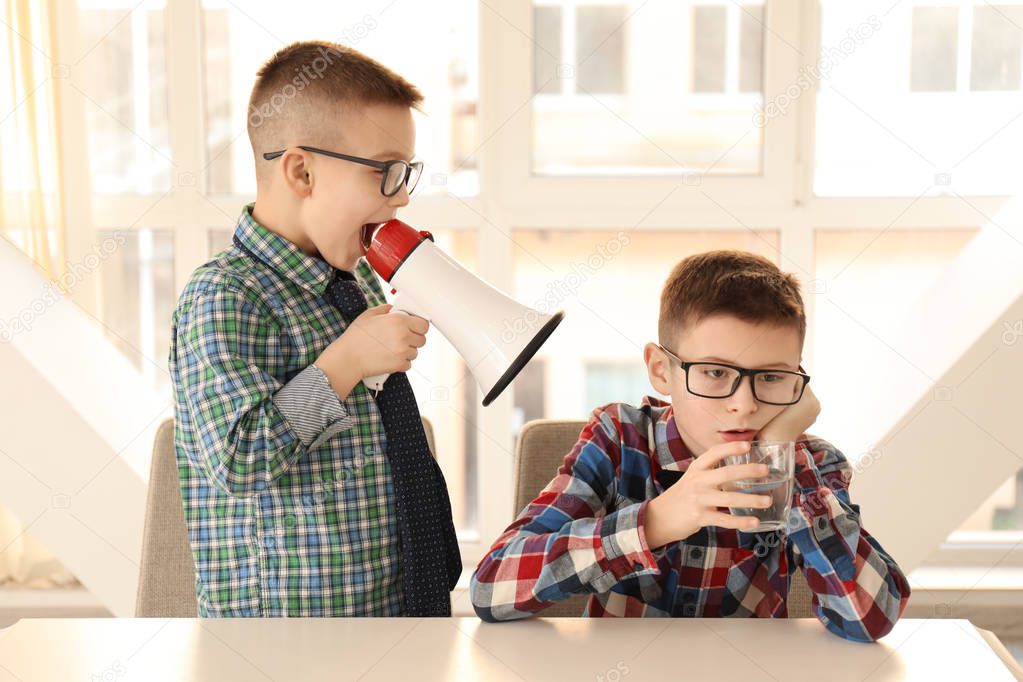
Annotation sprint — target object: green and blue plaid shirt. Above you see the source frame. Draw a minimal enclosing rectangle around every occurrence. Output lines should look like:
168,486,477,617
169,204,405,616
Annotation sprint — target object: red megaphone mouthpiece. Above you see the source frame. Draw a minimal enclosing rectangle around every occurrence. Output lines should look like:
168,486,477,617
365,219,433,282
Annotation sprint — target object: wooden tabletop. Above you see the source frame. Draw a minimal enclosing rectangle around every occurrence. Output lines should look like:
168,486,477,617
0,617,1015,681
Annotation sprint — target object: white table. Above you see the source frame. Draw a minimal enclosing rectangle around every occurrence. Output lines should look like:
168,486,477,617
0,617,1016,681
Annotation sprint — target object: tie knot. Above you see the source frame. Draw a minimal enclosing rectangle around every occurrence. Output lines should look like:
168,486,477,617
326,271,369,321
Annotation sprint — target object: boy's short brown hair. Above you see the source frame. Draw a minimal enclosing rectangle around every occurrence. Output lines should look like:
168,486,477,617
247,40,423,186
658,250,806,346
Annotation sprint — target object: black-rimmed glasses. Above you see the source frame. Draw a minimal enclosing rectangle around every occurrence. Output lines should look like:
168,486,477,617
263,145,423,198
657,344,810,406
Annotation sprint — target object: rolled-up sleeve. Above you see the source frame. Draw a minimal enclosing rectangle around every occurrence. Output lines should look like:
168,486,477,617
272,364,354,450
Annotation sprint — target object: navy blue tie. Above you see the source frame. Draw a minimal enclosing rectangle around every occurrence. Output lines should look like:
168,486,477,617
325,270,462,617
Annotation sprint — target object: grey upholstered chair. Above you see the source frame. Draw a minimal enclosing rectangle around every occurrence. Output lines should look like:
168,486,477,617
512,419,814,619
136,416,438,617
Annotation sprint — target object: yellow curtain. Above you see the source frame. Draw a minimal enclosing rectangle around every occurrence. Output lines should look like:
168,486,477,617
0,0,68,280
0,0,76,587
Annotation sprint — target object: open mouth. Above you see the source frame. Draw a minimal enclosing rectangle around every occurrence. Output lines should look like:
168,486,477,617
360,223,382,252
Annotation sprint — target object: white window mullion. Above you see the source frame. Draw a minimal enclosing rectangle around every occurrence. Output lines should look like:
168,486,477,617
563,4,577,95
757,0,803,206
131,8,153,195
54,0,101,319
957,4,973,93
792,0,820,207
164,0,209,295
725,2,740,94
473,0,521,554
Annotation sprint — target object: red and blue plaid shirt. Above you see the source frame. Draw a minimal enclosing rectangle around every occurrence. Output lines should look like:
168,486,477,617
470,397,910,642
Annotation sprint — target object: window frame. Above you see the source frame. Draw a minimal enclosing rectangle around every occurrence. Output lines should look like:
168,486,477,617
52,0,1021,569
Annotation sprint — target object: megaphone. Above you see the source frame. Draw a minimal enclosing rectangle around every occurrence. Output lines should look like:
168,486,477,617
362,219,564,406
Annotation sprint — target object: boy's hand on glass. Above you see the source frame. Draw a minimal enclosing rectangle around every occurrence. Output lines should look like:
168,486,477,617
757,383,820,443
643,440,771,550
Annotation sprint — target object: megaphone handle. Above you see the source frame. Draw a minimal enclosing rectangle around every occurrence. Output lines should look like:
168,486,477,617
361,292,420,394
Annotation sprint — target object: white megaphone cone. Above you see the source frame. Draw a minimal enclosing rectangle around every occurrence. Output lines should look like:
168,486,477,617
362,219,564,406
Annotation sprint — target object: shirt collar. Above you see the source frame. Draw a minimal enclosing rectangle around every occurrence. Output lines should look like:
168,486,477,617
233,203,336,296
646,396,698,472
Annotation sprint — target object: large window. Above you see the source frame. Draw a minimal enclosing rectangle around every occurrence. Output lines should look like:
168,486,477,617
201,0,479,196
32,0,1021,573
815,1,1023,196
531,0,765,175
78,1,170,194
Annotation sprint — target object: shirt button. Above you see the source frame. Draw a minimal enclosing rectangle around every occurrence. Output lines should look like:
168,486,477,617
690,548,703,560
632,561,644,572
817,517,828,531
683,604,697,616
339,468,353,481
283,515,296,528
363,445,374,455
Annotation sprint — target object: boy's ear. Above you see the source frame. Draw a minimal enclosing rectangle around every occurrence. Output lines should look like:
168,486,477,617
644,342,672,396
280,149,314,198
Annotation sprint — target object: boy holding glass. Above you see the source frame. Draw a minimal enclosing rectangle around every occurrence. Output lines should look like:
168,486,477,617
470,250,910,642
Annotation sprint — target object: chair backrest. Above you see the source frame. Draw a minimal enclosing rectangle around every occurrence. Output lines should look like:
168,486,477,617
135,416,438,617
512,419,813,618
135,418,195,617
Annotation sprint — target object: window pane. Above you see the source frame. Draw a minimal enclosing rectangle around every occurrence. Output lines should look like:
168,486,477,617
513,358,547,435
952,466,1023,535
534,6,563,95
812,228,977,458
693,6,727,93
207,227,234,258
95,228,175,396
739,4,764,93
511,229,779,422
970,6,1023,91
78,2,171,194
910,6,958,92
576,5,627,94
816,227,1023,544
585,360,650,413
201,1,478,197
816,1,1023,196
532,0,764,175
